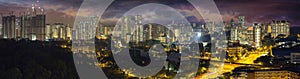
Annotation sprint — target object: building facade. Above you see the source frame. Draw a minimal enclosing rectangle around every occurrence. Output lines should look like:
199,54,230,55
45,23,71,41
2,15,16,39
253,23,262,47
291,53,300,64
238,16,245,28
73,16,98,40
255,70,299,79
234,69,300,79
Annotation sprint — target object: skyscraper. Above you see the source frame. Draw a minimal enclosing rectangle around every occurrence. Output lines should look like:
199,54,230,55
18,3,46,41
66,24,72,40
121,16,132,43
132,15,143,44
19,13,46,41
35,15,46,40
253,23,262,47
73,16,97,40
238,16,245,27
0,24,2,37
230,19,235,27
230,27,238,42
96,23,103,37
45,24,51,40
15,17,21,39
2,15,16,39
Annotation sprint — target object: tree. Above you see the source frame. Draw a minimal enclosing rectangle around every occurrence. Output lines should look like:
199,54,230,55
2,68,23,79
254,56,273,66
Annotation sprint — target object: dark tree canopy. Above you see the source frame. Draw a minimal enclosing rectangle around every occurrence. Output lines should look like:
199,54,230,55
0,39,79,79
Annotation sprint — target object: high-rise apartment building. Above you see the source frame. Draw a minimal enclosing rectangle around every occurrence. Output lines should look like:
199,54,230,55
2,15,16,39
121,16,132,43
45,24,51,40
230,27,238,42
15,17,21,39
135,15,143,43
124,15,145,44
238,16,245,27
271,20,290,38
22,14,46,41
253,23,262,47
73,16,97,40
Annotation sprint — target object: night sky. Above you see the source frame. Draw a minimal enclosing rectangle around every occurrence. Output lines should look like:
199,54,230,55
0,0,299,26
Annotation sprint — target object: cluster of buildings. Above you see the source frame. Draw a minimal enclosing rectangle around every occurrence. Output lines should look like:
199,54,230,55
99,15,207,46
91,15,290,49
228,16,290,47
223,16,291,63
2,7,45,41
1,4,72,41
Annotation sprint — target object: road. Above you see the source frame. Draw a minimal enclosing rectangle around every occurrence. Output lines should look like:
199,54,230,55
194,50,268,79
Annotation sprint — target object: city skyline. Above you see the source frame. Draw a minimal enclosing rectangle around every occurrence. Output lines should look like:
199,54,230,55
0,0,299,27
0,0,300,79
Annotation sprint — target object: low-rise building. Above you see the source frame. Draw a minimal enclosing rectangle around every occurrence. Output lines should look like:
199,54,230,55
255,70,299,79
226,47,243,57
291,53,300,64
233,68,299,79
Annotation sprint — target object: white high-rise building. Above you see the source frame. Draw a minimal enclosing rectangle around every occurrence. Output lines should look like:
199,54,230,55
148,24,152,40
74,16,98,40
271,20,290,38
2,15,16,39
132,15,144,44
253,23,262,47
66,25,72,40
45,24,51,40
121,16,132,42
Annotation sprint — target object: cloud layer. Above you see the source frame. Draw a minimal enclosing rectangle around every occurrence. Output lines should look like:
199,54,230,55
0,0,299,26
